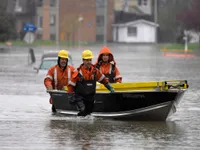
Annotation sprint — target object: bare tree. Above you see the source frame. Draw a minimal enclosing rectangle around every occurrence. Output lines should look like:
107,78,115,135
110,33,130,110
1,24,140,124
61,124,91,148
0,1,17,42
157,0,192,43
177,0,200,43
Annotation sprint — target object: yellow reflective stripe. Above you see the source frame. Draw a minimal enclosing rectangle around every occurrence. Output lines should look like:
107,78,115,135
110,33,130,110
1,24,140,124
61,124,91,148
100,67,102,72
98,74,105,82
79,69,83,76
69,81,76,86
54,68,57,89
45,75,53,80
68,67,71,84
109,63,112,74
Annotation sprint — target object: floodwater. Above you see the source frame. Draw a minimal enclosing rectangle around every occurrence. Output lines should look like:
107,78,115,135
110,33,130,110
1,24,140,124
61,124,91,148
0,44,200,150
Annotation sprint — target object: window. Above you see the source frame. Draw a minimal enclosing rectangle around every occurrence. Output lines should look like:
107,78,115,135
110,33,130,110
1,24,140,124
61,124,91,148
50,15,55,25
37,0,43,7
138,0,142,5
96,34,104,41
138,0,147,6
96,0,104,8
96,16,104,26
50,0,55,7
143,0,147,5
127,27,137,37
38,16,43,28
14,0,22,13
40,59,57,70
40,57,73,70
50,34,55,40
160,0,167,8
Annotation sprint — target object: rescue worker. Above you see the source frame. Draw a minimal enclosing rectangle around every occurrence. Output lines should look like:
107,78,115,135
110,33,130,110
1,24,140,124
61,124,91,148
67,50,115,116
95,46,122,83
44,50,76,113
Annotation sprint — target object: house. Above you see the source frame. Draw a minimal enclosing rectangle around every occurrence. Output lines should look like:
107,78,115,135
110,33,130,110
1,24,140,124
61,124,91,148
112,19,159,43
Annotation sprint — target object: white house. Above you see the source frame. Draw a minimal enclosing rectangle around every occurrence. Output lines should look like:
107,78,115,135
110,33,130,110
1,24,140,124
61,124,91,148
112,19,159,43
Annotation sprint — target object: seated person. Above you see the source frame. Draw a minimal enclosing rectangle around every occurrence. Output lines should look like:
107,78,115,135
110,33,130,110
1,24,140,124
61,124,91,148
95,46,122,83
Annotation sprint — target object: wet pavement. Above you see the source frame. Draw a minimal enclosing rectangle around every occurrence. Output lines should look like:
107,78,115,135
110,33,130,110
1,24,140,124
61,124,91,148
0,44,200,150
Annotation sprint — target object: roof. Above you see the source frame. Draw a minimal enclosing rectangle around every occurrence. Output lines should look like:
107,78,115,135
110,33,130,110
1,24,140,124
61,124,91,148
114,11,153,24
112,19,159,27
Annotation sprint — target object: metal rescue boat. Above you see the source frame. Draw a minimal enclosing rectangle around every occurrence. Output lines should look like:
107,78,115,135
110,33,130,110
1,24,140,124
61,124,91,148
47,80,188,121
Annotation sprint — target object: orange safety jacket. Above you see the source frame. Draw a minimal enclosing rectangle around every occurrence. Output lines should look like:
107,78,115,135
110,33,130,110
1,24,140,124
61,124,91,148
68,64,109,93
95,46,122,83
44,64,75,104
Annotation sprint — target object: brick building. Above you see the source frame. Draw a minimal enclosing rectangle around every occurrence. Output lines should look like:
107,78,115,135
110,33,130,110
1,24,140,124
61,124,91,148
36,0,114,42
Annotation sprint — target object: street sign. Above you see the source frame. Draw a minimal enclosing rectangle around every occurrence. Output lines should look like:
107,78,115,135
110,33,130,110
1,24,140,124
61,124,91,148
23,32,35,44
23,23,37,31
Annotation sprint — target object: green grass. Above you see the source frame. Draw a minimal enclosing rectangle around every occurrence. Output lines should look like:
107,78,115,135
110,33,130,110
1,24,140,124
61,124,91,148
2,41,199,50
159,43,200,50
0,40,92,47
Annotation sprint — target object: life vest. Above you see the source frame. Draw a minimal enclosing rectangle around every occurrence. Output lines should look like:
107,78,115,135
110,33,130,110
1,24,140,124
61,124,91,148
53,66,71,90
75,68,97,99
96,61,115,83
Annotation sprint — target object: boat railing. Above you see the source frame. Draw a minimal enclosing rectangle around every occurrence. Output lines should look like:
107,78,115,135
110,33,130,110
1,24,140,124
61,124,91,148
47,80,189,93
95,80,189,92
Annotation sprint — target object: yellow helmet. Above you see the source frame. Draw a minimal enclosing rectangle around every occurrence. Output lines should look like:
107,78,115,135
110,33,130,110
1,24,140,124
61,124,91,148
82,50,94,59
58,50,68,59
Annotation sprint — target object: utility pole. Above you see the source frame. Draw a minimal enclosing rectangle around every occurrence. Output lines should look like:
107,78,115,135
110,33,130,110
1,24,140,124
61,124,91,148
154,0,158,24
154,0,158,43
103,0,108,46
78,16,83,51
56,0,60,49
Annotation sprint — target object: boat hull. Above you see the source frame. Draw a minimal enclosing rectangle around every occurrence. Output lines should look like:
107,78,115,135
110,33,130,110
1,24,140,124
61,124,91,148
49,90,185,121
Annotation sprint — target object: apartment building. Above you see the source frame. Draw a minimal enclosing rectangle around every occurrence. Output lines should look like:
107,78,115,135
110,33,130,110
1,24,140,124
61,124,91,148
96,0,114,42
36,0,56,40
36,0,114,42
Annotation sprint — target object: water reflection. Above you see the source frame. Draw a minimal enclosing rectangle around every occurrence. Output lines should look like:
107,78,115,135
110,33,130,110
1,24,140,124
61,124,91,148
46,117,99,149
46,118,184,149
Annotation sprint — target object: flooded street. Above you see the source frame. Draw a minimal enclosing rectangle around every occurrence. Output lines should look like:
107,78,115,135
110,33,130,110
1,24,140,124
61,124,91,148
0,44,200,150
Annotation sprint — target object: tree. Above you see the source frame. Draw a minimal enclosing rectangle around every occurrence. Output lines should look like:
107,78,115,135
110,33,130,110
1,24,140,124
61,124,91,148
157,0,192,43
177,0,200,33
60,14,81,46
0,1,17,42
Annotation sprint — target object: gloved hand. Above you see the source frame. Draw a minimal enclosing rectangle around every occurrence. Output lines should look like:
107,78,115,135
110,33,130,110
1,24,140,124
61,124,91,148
105,84,115,93
68,93,76,105
110,87,115,93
